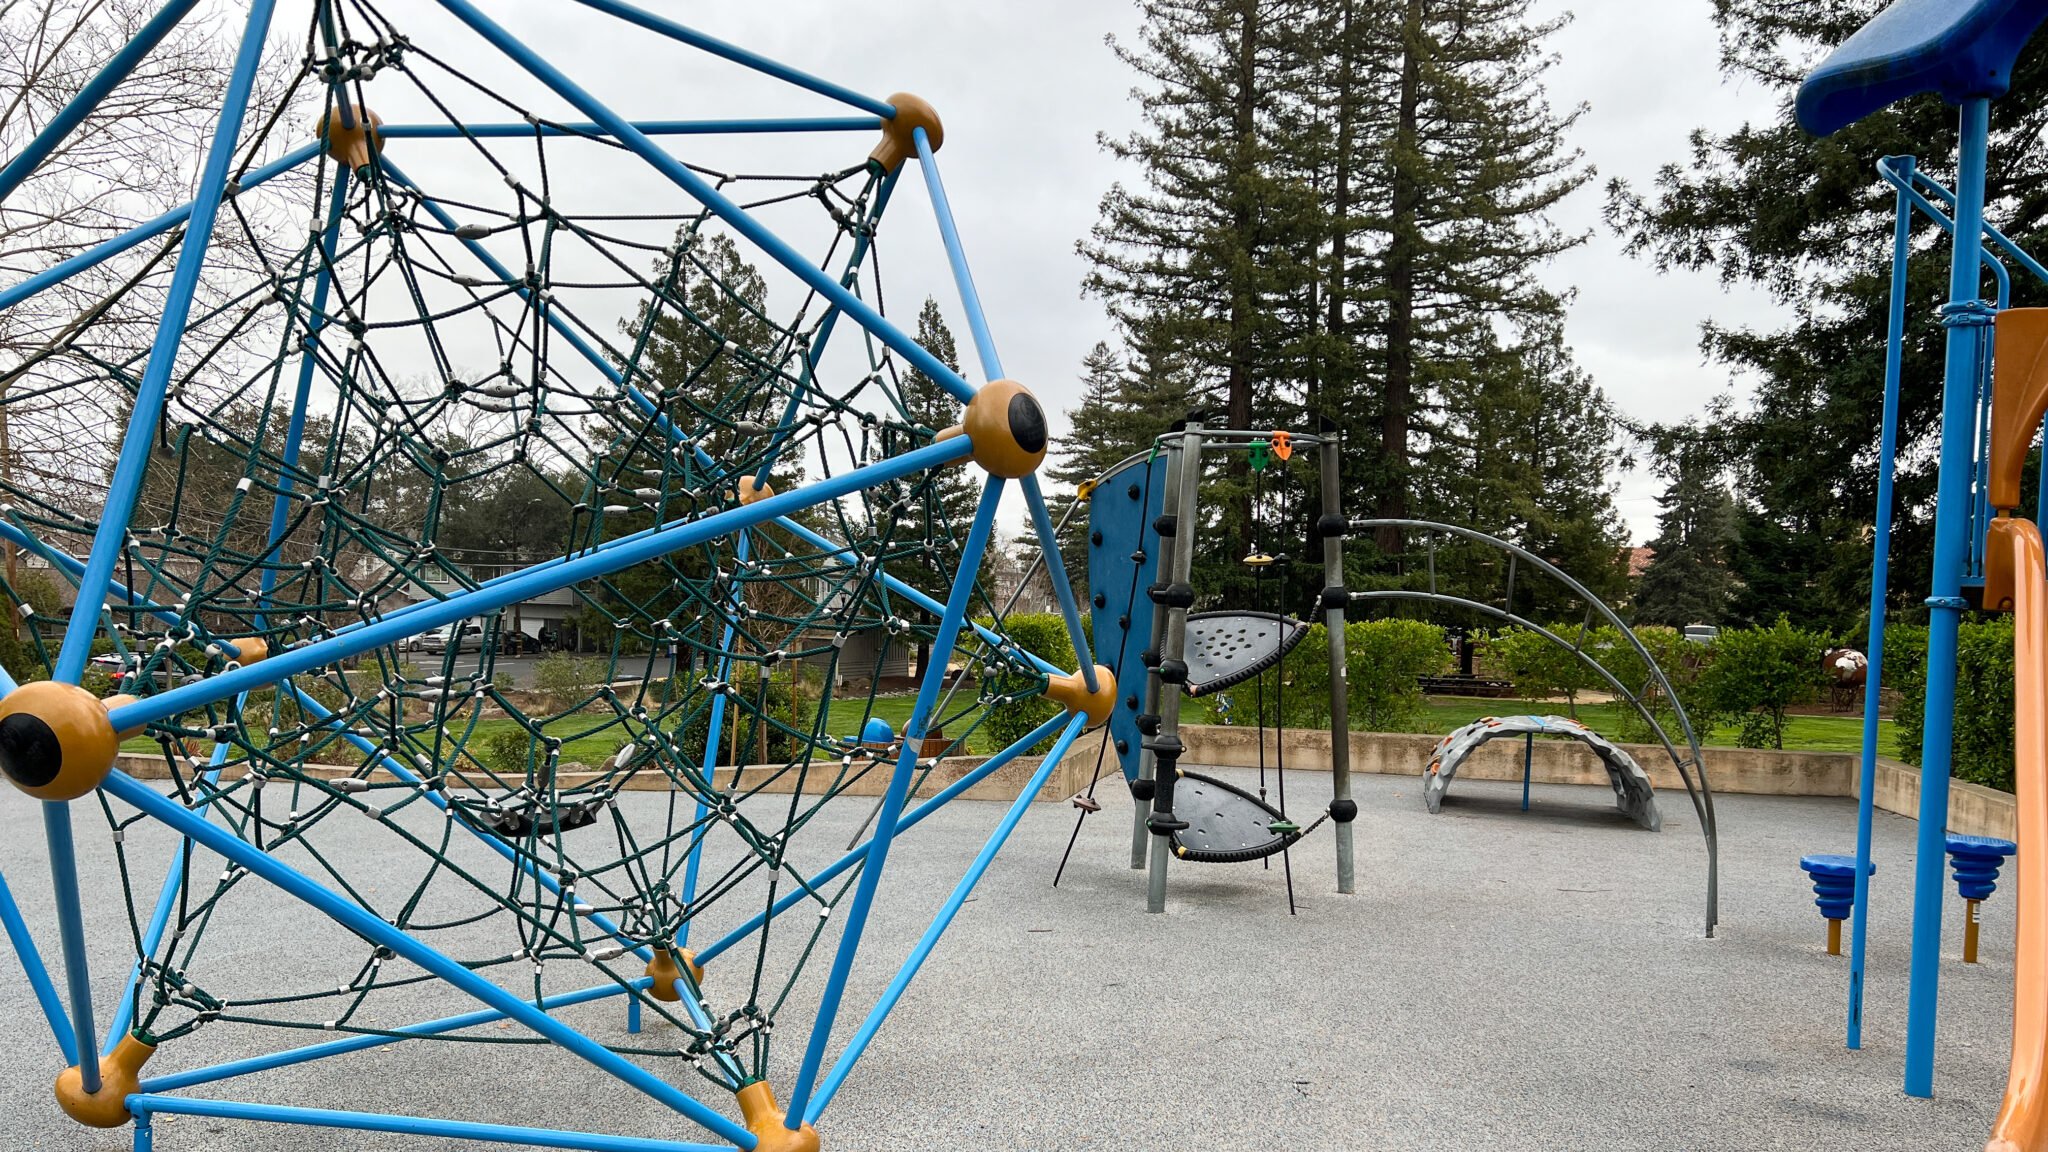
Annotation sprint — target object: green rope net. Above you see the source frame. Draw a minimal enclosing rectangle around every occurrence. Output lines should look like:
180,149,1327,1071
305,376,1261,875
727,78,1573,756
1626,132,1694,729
0,2,1057,1098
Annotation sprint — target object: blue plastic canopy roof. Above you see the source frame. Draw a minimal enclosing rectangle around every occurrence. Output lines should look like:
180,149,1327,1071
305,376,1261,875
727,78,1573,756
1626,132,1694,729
1796,0,2048,137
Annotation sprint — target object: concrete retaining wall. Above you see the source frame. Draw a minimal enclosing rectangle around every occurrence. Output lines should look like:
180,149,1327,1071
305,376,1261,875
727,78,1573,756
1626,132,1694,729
114,724,2014,840
114,742,1099,808
1163,724,2015,841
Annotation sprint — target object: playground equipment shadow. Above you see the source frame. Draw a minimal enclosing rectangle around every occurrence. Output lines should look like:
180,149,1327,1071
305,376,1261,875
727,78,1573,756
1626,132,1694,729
0,768,2011,1151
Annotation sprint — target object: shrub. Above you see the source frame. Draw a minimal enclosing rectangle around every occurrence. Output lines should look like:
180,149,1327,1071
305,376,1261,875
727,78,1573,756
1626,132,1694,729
1246,619,1450,733
1889,619,2017,792
678,663,801,766
1483,623,1609,717
480,728,535,776
1699,615,1830,749
1344,619,1451,731
1600,625,1715,746
535,652,608,714
975,613,1081,756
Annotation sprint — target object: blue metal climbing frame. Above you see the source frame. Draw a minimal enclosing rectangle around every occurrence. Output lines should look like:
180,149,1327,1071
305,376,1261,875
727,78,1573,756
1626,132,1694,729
0,2,1098,1148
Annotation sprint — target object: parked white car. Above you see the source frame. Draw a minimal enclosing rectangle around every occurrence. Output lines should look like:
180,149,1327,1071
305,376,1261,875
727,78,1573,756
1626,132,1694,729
410,619,492,655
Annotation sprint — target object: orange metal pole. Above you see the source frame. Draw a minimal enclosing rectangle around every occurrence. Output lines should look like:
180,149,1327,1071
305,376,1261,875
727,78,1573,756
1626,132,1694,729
1987,516,2048,1152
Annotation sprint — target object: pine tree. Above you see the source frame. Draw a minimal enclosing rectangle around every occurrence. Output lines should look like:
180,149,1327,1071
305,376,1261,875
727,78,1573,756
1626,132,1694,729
1081,0,1329,596
1605,0,2048,631
1416,319,1628,615
893,297,979,672
1634,437,1740,628
898,297,979,547
1352,0,1593,555
1049,337,1199,591
1051,342,1144,492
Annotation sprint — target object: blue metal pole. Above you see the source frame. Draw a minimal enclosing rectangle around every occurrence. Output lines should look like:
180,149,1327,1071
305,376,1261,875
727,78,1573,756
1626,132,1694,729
913,127,1001,382
140,978,646,1093
106,436,972,732
1850,158,1915,1054
692,710,1068,966
125,1096,732,1152
804,712,1088,1123
564,0,896,117
677,533,753,950
378,116,878,139
0,0,204,202
103,738,232,1055
1021,474,1097,690
752,168,901,488
1904,98,1993,1099
0,865,76,1062
432,0,977,405
782,476,1005,1126
259,167,353,618
99,772,756,1147
52,0,279,683
0,143,319,316
2038,414,2048,520
42,802,99,1089
1902,165,2048,285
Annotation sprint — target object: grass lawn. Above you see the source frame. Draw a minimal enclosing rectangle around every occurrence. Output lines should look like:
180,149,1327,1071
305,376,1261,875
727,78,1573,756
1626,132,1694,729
120,688,1899,765
1404,697,1899,758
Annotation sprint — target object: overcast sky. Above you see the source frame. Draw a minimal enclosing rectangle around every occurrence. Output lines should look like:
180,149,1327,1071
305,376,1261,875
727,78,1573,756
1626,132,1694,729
259,0,1799,544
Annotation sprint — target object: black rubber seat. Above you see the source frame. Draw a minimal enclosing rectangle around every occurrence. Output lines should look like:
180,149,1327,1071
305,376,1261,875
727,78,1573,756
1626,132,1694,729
1180,611,1307,698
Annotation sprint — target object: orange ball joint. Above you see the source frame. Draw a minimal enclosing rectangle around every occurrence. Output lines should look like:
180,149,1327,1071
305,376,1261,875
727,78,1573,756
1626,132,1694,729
645,946,704,1002
868,93,941,173
961,380,1048,479
735,1081,820,1152
318,103,383,172
0,681,121,802
55,1035,154,1128
1045,666,1116,728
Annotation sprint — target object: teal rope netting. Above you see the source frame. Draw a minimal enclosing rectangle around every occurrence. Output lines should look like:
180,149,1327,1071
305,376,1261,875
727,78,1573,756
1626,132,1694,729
0,2,1054,1094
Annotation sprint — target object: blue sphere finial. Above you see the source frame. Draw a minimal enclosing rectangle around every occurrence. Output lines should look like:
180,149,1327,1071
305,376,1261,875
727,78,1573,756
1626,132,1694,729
859,717,895,745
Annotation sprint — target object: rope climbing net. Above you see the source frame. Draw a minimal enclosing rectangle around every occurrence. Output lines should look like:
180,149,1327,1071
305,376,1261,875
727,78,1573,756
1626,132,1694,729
0,3,1106,1146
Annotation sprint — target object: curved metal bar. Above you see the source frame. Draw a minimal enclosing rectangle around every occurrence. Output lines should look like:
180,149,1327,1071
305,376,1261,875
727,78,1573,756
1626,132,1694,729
1352,518,1719,936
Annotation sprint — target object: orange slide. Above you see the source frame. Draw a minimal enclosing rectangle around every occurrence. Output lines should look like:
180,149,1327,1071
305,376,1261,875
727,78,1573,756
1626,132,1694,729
1983,310,2048,1151
1986,514,2047,1151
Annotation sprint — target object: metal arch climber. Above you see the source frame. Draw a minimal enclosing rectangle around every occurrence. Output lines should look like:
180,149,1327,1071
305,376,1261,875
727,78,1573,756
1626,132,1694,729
1351,519,1720,937
1423,714,1662,831
0,4,1108,1150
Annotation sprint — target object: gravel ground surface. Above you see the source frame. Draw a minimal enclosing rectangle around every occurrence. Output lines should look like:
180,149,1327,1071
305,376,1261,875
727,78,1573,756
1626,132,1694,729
0,764,2016,1151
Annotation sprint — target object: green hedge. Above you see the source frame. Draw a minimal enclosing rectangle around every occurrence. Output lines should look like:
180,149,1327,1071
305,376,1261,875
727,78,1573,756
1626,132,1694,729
1698,615,1831,750
976,613,1084,756
1232,619,1451,733
1888,619,2016,792
1483,623,1611,717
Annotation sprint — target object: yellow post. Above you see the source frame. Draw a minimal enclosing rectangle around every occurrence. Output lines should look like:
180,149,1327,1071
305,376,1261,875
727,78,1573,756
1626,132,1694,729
1828,917,1844,956
1966,898,1983,964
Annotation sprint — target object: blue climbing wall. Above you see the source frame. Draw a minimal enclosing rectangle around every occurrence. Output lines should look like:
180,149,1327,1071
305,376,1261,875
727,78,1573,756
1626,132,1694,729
1088,452,1166,782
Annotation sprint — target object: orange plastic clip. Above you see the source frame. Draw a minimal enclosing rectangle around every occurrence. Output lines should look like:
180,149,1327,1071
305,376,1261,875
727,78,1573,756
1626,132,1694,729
1270,430,1292,461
